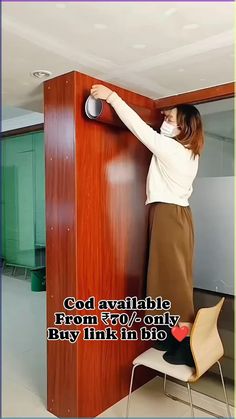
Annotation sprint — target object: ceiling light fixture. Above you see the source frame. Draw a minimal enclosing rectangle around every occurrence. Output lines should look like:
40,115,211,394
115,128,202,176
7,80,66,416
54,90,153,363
30,70,52,79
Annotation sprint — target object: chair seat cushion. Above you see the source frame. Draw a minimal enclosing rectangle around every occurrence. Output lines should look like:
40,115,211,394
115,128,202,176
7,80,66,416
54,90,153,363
133,348,196,382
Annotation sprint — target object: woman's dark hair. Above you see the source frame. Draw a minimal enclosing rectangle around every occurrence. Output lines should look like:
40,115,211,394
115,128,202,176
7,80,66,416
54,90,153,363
164,104,204,157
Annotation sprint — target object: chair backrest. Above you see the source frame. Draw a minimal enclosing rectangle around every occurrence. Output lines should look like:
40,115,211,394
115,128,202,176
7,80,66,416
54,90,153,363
189,297,225,382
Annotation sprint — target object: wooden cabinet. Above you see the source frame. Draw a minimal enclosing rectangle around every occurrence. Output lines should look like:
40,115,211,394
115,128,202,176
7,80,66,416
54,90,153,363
44,71,162,417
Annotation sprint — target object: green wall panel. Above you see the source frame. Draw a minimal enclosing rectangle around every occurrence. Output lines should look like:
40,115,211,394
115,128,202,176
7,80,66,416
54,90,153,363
1,131,45,267
34,132,46,246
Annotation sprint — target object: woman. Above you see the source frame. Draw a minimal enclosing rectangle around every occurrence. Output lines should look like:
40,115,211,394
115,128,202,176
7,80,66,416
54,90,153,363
90,84,204,367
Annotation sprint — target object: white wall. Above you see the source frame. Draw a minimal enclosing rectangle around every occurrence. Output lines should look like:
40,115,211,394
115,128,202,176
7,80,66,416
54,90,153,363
2,112,44,132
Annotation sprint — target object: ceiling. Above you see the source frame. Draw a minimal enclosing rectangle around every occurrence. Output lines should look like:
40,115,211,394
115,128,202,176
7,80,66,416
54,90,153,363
2,2,234,116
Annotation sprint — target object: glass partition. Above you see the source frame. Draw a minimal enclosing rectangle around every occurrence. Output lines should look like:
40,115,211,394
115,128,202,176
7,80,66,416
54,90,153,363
196,98,234,177
188,97,234,406
190,98,234,295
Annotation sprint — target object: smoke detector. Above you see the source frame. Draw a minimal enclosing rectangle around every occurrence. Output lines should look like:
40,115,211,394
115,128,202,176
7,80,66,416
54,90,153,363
30,70,52,79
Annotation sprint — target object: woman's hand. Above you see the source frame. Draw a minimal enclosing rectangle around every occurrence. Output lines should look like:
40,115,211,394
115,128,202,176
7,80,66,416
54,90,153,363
90,84,113,101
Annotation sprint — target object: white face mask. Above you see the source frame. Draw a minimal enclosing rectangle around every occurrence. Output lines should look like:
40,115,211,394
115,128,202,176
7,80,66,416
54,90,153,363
160,120,180,138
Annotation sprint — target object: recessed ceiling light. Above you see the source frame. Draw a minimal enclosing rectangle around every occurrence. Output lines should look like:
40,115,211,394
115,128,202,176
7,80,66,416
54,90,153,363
94,23,107,30
200,78,206,81
133,44,147,49
56,3,66,8
178,68,185,73
30,70,52,79
183,23,199,30
164,8,177,16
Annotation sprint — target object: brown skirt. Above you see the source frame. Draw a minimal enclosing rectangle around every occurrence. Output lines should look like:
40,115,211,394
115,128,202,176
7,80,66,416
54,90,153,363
145,202,195,323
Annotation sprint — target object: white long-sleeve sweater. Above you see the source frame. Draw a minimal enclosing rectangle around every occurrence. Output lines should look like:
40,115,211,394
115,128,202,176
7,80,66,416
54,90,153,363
106,91,199,207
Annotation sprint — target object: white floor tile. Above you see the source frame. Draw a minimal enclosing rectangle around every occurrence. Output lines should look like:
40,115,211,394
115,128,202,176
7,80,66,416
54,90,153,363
98,377,191,418
2,274,54,418
2,377,55,418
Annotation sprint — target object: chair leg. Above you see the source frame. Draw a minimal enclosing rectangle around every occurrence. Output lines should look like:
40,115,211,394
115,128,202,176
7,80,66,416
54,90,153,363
125,364,140,418
163,374,167,393
217,360,231,418
186,382,194,418
164,375,194,417
163,376,224,418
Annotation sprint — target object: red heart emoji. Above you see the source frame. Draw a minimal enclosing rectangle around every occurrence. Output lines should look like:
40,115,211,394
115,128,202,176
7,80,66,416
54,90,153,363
171,326,189,342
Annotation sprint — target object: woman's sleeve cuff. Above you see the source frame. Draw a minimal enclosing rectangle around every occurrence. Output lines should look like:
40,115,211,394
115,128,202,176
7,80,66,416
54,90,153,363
106,91,120,104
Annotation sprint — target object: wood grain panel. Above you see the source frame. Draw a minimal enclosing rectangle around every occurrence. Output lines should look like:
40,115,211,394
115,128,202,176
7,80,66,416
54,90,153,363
155,82,234,108
44,72,78,417
75,73,159,416
45,71,161,418
85,95,162,128
1,124,44,138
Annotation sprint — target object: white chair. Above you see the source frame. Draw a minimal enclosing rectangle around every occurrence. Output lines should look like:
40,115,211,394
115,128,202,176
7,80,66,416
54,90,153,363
126,297,232,418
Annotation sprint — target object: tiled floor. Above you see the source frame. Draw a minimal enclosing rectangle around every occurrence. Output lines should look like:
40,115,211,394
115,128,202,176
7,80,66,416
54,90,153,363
2,272,235,418
2,272,55,418
97,376,235,418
